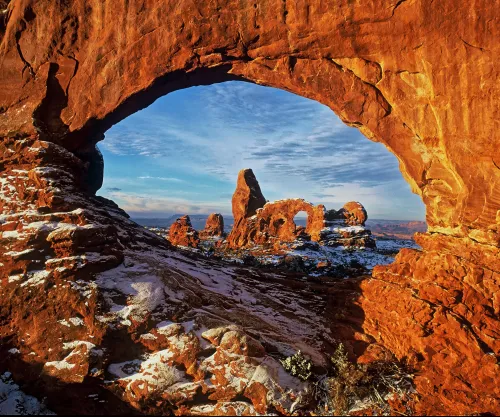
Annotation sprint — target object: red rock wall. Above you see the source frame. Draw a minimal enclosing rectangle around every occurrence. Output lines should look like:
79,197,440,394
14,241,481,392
0,0,499,414
363,231,500,414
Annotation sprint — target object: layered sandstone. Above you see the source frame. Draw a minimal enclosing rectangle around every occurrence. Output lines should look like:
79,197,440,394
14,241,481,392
231,169,267,221
326,202,368,226
0,0,499,415
168,215,200,248
199,213,224,238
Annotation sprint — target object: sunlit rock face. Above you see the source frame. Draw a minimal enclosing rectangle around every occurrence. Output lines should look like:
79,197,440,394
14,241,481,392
227,169,372,249
199,213,225,238
227,168,327,247
168,215,200,248
326,202,368,227
231,169,267,223
0,0,499,415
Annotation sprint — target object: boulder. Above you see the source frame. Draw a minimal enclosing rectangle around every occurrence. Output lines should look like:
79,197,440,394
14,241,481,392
325,202,368,226
342,201,368,226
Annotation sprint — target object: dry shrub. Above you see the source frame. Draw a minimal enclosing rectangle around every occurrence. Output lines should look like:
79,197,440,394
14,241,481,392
151,362,178,394
314,343,415,416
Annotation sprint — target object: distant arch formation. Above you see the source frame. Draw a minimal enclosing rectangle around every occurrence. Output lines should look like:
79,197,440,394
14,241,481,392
0,0,499,414
229,198,326,247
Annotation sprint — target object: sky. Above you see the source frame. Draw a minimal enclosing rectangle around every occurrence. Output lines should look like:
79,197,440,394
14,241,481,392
97,81,426,221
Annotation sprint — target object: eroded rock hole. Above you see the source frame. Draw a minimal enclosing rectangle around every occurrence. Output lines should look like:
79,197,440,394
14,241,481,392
97,81,426,279
293,210,308,239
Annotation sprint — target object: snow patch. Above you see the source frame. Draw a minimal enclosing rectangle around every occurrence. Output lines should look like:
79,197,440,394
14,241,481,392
20,270,50,288
0,372,55,415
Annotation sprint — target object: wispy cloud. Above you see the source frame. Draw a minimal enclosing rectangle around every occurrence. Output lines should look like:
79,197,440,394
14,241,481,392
313,192,336,199
138,176,184,182
98,81,426,220
107,191,229,217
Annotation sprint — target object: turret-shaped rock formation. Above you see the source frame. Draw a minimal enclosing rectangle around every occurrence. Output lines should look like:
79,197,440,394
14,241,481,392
168,215,200,248
227,170,326,248
231,169,267,222
227,170,374,249
200,213,225,238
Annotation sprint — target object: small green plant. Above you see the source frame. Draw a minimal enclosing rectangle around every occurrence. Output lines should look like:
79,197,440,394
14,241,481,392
280,350,313,381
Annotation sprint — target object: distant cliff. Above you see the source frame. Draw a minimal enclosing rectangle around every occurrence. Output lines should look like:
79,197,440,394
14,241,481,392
366,220,427,240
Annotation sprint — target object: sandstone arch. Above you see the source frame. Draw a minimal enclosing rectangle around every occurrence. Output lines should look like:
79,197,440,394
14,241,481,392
1,0,499,242
265,201,323,241
229,197,326,247
0,0,499,414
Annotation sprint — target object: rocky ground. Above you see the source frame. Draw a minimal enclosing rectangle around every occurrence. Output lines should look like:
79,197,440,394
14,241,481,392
149,226,420,279
1,240,417,415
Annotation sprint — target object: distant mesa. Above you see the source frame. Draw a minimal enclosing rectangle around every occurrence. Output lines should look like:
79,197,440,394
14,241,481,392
368,220,427,240
167,215,200,248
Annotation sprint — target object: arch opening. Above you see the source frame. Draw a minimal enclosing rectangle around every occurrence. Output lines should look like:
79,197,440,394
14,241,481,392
293,210,309,239
96,81,426,278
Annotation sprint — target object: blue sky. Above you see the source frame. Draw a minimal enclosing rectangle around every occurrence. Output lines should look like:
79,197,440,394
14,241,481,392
97,81,426,221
